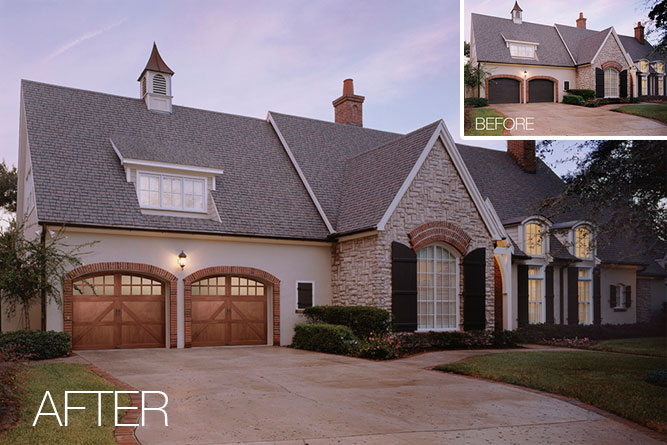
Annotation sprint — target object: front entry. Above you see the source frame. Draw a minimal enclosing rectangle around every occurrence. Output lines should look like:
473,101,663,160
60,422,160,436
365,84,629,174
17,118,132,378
71,274,166,350
190,276,268,346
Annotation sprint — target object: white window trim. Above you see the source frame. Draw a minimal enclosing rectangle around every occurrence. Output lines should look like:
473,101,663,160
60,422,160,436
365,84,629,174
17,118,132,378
416,243,460,332
578,267,593,325
615,283,626,309
519,217,550,258
572,225,594,260
295,281,315,310
527,264,546,324
137,170,208,213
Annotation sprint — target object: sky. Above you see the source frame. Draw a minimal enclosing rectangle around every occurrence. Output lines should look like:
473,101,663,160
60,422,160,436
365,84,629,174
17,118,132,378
1,0,652,179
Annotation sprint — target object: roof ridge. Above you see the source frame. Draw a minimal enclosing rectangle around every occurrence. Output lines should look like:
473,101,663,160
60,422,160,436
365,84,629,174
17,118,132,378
269,110,401,136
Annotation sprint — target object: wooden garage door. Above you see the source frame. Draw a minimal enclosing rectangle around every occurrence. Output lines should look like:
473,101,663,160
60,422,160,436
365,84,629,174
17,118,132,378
191,276,267,346
72,274,165,350
488,78,520,104
529,79,554,102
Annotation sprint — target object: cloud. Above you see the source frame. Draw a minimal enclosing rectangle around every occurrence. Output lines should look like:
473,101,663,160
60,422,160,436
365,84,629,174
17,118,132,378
44,17,128,62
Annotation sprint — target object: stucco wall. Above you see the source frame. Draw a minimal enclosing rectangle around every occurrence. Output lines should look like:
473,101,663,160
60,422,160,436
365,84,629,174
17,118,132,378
480,63,576,103
332,139,494,330
4,229,333,346
600,266,637,324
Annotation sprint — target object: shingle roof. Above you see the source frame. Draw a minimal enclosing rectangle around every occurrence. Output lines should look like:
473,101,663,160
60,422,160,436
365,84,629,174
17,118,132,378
138,43,174,80
617,34,665,62
549,235,577,262
471,13,575,66
22,80,329,240
554,24,612,65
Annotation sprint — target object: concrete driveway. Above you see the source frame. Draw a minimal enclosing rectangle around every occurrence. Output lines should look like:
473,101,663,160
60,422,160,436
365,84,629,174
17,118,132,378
490,102,667,136
74,347,661,444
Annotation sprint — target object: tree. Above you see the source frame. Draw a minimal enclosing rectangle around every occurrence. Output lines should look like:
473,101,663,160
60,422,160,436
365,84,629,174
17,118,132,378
463,41,470,58
647,0,667,52
0,161,17,213
464,61,491,96
537,140,667,255
0,219,95,330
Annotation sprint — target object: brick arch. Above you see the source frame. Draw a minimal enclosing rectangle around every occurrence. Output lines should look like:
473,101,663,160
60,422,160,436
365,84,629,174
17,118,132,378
526,76,559,102
407,221,472,256
601,61,624,72
64,262,179,348
485,74,525,103
183,266,281,347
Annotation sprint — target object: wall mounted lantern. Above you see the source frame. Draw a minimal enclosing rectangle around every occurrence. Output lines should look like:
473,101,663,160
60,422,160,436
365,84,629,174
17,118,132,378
178,251,187,269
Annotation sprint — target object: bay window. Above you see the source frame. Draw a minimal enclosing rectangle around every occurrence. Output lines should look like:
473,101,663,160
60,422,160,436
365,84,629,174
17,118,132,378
137,172,206,212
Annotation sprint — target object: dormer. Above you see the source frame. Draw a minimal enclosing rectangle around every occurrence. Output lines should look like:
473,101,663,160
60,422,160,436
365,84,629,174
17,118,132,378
138,43,174,113
519,216,551,257
511,1,523,24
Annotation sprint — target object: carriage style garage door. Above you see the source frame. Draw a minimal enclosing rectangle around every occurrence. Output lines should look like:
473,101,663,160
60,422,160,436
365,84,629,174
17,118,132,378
190,276,268,346
72,274,165,350
528,79,554,102
488,78,520,104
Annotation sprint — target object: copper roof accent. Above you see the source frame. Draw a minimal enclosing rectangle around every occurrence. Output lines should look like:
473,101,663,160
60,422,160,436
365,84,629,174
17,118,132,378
137,43,174,81
511,1,523,12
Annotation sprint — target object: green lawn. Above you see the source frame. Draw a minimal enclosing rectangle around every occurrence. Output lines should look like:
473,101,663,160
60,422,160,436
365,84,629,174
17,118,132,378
436,351,667,432
0,363,128,445
611,103,667,124
590,337,667,357
464,108,506,136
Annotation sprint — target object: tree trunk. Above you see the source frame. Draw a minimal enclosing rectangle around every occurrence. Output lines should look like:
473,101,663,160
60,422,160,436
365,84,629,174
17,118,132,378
23,303,30,330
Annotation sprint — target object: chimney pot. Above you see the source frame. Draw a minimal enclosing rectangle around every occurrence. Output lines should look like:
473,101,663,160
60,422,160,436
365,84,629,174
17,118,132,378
507,140,536,173
332,78,365,126
576,12,587,29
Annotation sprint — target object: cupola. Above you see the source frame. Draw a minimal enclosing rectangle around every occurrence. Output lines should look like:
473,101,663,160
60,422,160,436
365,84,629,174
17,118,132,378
511,1,523,24
138,43,174,113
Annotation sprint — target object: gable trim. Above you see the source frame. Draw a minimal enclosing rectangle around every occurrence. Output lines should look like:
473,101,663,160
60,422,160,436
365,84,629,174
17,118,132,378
376,121,503,240
266,112,335,234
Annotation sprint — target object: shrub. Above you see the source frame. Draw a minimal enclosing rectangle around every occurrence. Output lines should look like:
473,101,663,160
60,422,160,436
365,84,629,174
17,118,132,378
644,369,667,388
291,323,358,355
0,331,71,360
357,332,402,359
464,97,489,108
563,94,585,106
515,323,665,343
396,330,520,355
566,89,595,100
303,306,392,338
584,99,599,108
0,347,26,432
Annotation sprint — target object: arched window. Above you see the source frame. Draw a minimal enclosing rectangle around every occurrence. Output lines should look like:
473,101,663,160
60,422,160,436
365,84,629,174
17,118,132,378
525,222,543,255
604,69,618,97
575,227,592,259
417,245,458,330
153,74,167,95
640,60,648,73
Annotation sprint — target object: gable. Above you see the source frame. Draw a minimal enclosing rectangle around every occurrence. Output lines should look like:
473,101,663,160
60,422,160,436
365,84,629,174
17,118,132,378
592,31,631,68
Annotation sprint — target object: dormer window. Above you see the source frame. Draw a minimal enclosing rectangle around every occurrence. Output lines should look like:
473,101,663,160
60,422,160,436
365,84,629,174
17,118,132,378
525,222,543,255
657,62,664,73
137,172,206,212
153,74,167,95
640,60,648,73
509,43,535,58
575,226,592,259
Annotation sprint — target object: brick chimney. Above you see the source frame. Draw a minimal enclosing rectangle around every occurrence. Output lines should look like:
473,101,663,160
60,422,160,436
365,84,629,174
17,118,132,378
507,140,536,173
635,21,645,44
576,12,587,29
333,79,365,126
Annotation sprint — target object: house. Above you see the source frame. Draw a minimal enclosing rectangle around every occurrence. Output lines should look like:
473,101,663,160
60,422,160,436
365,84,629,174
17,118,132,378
5,44,665,349
470,1,667,103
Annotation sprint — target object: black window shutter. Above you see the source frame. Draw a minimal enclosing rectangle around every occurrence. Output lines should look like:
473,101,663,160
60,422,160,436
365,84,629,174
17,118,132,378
625,285,632,308
637,75,642,96
545,266,555,324
567,267,579,325
517,265,529,328
593,268,601,325
391,242,417,332
609,284,617,308
297,282,313,309
463,248,486,331
595,68,604,98
620,70,628,98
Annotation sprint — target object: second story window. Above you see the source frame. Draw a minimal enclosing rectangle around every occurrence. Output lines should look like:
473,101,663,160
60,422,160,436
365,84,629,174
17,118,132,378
525,222,543,256
640,60,648,72
137,172,206,212
575,227,592,259
509,43,535,59
657,62,664,73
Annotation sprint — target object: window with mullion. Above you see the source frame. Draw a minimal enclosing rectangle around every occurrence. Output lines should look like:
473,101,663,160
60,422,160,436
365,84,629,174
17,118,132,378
528,266,543,323
417,245,457,330
137,172,206,212
162,176,183,209
578,268,592,324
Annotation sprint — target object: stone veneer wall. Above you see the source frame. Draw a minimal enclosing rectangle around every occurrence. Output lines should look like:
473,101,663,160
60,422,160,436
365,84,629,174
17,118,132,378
636,277,652,323
575,34,631,97
331,139,495,330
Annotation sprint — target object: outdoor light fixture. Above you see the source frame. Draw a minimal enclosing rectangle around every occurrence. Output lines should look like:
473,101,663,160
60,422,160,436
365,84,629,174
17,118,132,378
523,71,527,77
178,251,187,269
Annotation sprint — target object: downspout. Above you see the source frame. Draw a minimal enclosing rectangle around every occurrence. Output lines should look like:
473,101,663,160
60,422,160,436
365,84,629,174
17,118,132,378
559,266,564,325
40,223,47,331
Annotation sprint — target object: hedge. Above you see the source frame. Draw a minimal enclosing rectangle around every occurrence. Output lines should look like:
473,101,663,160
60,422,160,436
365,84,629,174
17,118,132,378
563,94,585,106
0,331,71,360
464,97,489,108
566,89,595,100
396,330,520,354
514,323,666,343
291,323,358,355
303,306,391,339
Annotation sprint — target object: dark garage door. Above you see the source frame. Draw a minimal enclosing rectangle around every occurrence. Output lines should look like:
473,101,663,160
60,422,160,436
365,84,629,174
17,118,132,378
488,78,520,104
529,79,554,103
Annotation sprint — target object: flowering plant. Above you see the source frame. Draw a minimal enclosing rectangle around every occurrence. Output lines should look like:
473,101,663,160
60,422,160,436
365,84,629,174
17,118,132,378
357,331,402,359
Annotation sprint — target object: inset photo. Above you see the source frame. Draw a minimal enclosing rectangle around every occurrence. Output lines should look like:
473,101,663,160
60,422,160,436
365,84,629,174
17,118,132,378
462,0,667,137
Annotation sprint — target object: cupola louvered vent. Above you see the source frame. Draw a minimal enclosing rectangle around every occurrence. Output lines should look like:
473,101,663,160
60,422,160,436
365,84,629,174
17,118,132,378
141,77,147,97
153,74,167,95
